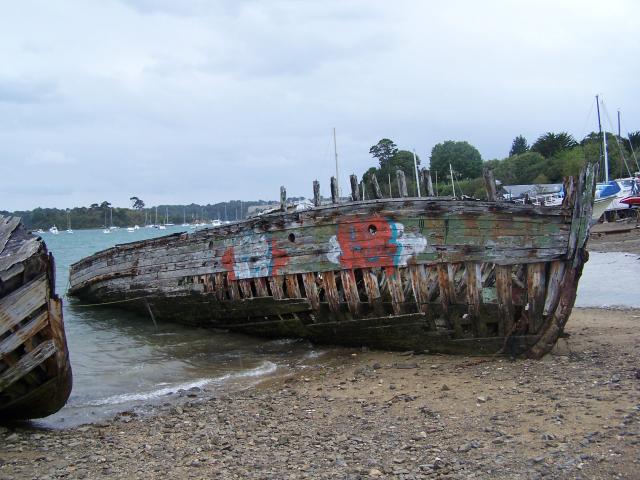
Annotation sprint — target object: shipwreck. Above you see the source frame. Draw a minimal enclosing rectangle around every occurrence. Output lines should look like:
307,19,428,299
0,215,72,420
69,165,596,358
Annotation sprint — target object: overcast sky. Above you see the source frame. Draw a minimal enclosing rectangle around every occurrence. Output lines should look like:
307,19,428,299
1,0,638,211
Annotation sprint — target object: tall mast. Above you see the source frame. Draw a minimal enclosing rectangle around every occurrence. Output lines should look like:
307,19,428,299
449,164,456,197
618,109,621,137
413,149,421,197
596,95,609,182
333,128,340,198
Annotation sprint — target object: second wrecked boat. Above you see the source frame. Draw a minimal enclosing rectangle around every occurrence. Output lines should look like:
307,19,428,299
0,215,72,420
68,166,596,358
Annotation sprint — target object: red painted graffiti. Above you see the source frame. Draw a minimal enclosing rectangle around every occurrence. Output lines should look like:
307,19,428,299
270,239,288,276
336,215,397,272
221,246,236,281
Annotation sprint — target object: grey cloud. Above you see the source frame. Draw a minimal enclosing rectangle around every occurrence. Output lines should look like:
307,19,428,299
0,78,58,104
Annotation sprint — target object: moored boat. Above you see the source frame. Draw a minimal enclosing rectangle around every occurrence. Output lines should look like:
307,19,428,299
0,215,72,420
68,165,597,359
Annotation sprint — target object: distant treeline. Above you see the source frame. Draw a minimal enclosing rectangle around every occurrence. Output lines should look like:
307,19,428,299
6,129,639,228
2,200,277,230
363,130,640,199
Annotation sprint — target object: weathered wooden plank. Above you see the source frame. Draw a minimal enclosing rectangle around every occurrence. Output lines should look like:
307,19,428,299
527,263,546,333
330,177,339,204
313,180,321,207
268,276,284,300
361,268,383,315
72,199,572,269
396,170,408,197
227,278,241,301
254,277,269,297
238,279,253,298
302,272,320,310
350,174,361,202
436,264,457,333
71,207,571,279
465,262,486,336
446,264,458,303
495,265,514,336
280,186,287,211
543,261,566,316
421,169,435,197
369,172,383,199
0,276,48,338
214,273,226,300
284,274,301,298
409,264,437,330
0,340,56,391
322,271,340,314
0,237,40,272
482,167,498,201
0,311,48,357
0,216,21,255
340,269,360,315
386,268,405,315
75,243,569,289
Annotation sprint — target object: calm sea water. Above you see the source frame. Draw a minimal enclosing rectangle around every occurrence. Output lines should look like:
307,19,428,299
35,226,322,429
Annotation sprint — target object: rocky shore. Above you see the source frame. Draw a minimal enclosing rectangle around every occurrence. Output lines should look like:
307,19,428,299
1,308,639,479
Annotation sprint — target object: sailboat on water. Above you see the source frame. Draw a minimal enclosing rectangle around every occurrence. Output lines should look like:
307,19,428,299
66,210,73,234
164,207,174,226
102,209,110,234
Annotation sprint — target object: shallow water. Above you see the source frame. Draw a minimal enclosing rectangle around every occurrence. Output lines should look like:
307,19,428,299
35,226,321,429
575,251,640,308
32,227,639,428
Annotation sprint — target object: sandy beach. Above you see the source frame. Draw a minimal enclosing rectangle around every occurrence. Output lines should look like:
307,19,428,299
2,229,640,479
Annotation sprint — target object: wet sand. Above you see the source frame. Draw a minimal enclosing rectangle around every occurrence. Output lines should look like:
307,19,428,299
2,228,640,479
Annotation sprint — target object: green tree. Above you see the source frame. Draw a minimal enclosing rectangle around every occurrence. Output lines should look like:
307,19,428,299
130,196,145,210
531,132,577,158
628,131,640,152
429,140,482,182
369,138,398,169
363,149,421,197
509,135,529,156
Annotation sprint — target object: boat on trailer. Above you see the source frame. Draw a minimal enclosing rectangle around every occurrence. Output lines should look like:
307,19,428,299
0,215,72,420
68,165,596,359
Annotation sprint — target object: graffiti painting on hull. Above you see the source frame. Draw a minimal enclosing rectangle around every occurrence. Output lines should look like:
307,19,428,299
326,215,427,272
221,234,288,280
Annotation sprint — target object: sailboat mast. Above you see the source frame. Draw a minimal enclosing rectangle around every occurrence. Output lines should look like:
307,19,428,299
333,128,340,198
413,149,421,197
449,164,456,197
596,95,609,182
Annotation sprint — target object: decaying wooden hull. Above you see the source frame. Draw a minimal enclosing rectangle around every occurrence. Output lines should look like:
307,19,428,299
69,166,596,358
0,216,72,420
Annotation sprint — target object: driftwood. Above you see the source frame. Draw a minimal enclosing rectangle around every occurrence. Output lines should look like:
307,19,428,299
0,215,72,419
68,164,597,358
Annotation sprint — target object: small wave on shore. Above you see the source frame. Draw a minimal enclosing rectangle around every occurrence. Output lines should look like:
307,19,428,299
89,361,277,407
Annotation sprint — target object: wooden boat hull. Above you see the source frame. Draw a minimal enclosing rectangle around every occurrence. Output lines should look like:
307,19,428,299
69,166,596,358
0,216,72,420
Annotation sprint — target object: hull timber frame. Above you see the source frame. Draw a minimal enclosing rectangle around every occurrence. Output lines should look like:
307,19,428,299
0,216,72,420
69,165,597,358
